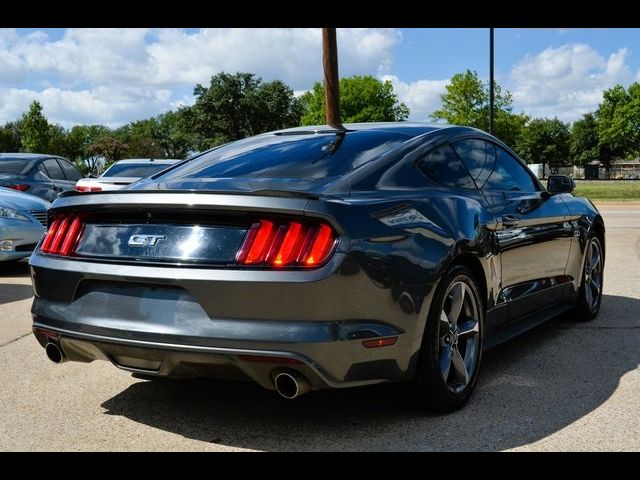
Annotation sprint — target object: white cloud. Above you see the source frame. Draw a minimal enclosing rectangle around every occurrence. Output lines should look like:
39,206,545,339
0,86,172,129
0,28,400,127
381,75,448,121
510,43,635,122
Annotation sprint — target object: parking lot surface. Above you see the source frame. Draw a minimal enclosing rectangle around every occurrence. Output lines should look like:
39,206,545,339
1,203,638,451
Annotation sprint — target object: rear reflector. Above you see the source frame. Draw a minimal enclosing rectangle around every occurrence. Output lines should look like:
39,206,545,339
236,219,336,268
6,184,30,192
362,337,398,348
39,214,85,256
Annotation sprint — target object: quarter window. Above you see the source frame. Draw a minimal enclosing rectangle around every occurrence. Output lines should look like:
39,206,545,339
59,159,82,181
42,159,65,180
484,146,538,192
452,139,495,188
417,144,475,189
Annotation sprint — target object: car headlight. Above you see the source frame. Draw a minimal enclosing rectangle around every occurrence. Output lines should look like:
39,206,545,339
0,207,31,222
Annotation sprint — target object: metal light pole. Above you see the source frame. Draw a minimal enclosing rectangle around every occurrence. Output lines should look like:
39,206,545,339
322,28,343,129
489,28,494,135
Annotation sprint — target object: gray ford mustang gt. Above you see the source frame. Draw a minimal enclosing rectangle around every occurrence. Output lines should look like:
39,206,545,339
29,123,605,411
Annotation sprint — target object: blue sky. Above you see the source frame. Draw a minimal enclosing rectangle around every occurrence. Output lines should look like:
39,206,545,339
1,28,639,128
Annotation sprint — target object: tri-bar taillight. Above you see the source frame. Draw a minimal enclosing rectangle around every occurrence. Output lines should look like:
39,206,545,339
235,219,337,268
39,214,85,256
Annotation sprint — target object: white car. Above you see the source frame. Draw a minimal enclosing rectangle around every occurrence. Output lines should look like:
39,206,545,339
75,158,180,192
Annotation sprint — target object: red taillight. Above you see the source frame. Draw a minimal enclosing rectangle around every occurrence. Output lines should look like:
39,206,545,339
39,217,60,252
301,224,334,266
7,184,29,191
75,185,102,192
236,219,336,268
39,214,85,256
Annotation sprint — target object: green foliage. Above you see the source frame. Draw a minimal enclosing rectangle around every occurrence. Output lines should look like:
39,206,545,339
19,101,51,153
65,124,111,162
114,118,164,158
189,72,302,147
596,82,640,168
571,113,600,167
0,122,21,151
431,69,528,148
518,118,571,172
300,75,409,125
6,70,640,177
87,137,129,174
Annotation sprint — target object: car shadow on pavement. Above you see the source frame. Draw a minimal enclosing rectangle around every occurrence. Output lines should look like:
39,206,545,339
0,260,31,278
101,294,640,451
0,283,34,305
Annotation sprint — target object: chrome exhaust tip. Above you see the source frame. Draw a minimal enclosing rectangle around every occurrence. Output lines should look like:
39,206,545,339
273,371,311,399
45,342,67,364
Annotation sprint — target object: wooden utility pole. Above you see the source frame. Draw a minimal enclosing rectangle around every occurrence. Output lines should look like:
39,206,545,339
322,28,343,129
489,28,494,135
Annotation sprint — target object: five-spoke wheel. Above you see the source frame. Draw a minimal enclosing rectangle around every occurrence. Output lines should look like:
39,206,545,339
414,264,484,411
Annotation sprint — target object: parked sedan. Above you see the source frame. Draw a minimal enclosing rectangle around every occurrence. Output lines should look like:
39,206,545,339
74,158,180,192
0,153,83,202
29,123,604,411
0,186,50,261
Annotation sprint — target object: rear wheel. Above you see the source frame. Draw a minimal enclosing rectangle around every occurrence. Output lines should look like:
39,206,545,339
572,234,604,321
412,265,484,411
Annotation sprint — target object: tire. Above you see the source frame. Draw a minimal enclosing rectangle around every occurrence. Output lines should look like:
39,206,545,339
412,264,484,412
572,234,604,321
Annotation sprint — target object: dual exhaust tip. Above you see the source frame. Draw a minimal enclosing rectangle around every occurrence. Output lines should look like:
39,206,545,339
45,342,67,364
45,340,310,399
273,370,310,399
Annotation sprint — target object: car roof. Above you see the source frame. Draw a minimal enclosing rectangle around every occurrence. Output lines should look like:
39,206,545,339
110,158,180,164
0,153,55,160
270,122,450,138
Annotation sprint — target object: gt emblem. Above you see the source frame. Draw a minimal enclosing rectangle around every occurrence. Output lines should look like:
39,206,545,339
128,234,166,247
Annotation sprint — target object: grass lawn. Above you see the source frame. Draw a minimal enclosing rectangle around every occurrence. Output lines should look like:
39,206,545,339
572,180,640,201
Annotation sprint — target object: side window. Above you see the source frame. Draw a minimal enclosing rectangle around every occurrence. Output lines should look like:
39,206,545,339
42,159,65,180
417,144,476,189
58,159,82,181
452,139,495,188
484,146,539,192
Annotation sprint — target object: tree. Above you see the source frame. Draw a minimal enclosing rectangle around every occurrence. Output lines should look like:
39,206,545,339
155,109,201,158
64,125,112,174
431,69,528,149
518,118,571,173
596,82,640,169
300,75,409,125
0,122,21,151
115,118,164,158
47,124,70,158
87,137,129,175
189,72,302,147
19,101,51,153
571,113,600,166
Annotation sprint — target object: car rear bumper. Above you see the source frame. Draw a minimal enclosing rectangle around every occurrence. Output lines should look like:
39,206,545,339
32,324,374,390
30,252,434,390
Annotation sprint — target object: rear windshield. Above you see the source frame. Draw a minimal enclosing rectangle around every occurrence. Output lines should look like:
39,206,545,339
155,131,410,180
0,159,31,175
102,163,174,178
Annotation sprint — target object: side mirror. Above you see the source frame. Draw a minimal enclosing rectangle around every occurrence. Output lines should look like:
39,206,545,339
547,175,575,194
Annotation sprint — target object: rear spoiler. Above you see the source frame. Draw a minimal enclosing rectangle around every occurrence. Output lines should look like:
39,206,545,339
59,188,323,200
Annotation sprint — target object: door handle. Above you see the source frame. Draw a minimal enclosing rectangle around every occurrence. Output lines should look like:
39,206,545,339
501,215,520,228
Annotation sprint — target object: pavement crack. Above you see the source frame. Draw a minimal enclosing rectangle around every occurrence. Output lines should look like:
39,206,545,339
0,331,33,348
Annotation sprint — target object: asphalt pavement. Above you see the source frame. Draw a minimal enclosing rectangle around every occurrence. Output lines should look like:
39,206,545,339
1,203,638,451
